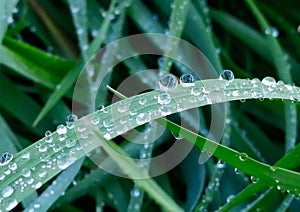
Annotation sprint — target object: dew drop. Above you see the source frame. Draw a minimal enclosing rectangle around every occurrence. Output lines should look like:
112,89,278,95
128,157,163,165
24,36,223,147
226,194,235,203
0,152,13,166
37,170,47,178
8,163,17,171
191,87,203,96
21,151,30,160
179,74,195,87
265,27,279,37
1,186,14,198
171,132,183,140
270,166,277,172
66,114,78,129
91,117,100,125
234,168,240,174
4,198,18,211
97,104,105,111
250,176,259,183
56,125,67,135
65,139,77,148
157,93,172,105
238,153,248,161
138,98,147,105
44,130,53,143
159,74,178,91
262,76,276,87
136,113,150,125
22,168,31,178
219,70,234,82
130,187,141,197
216,160,226,169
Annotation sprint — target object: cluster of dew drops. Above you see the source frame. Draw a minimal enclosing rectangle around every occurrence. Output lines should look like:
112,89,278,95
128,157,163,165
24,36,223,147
1,70,300,211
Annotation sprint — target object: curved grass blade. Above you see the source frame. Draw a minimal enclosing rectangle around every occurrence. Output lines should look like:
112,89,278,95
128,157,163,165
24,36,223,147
1,78,300,211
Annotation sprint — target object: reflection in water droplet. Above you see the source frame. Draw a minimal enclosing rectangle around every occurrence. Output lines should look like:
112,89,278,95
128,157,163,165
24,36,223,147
219,70,234,82
159,74,178,91
0,152,13,166
157,93,172,105
180,74,195,87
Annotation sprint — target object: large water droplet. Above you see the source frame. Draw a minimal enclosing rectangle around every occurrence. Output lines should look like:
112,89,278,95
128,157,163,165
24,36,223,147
1,186,14,198
44,130,53,143
0,152,13,166
56,125,67,135
262,76,276,87
159,74,178,91
180,74,195,87
219,70,234,82
22,168,31,178
157,93,172,105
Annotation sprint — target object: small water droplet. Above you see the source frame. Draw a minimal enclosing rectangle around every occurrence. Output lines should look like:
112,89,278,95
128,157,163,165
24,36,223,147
226,194,235,203
234,168,240,174
159,74,178,91
270,166,277,172
57,155,76,170
157,93,172,105
179,74,195,87
265,27,279,37
0,152,13,166
44,130,53,143
219,70,234,82
22,168,31,178
97,104,105,111
238,153,248,161
21,151,30,159
91,116,100,125
216,160,226,169
136,113,150,125
130,187,141,197
8,163,17,171
171,131,183,140
138,98,147,105
250,176,259,183
1,186,14,198
56,125,67,135
66,139,77,148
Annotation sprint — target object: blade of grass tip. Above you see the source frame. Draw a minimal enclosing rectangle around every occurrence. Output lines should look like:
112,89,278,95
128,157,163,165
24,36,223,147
67,0,88,61
159,0,191,73
246,1,297,209
33,0,117,126
24,158,84,212
0,0,18,44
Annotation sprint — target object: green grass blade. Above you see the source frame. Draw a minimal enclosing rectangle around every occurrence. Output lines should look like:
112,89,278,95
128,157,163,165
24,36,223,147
0,0,18,44
33,0,118,126
0,114,20,152
1,78,300,210
23,158,84,212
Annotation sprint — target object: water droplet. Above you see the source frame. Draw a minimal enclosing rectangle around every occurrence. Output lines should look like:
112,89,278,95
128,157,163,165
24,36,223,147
33,182,43,189
56,125,67,135
265,27,279,37
219,70,234,82
191,87,203,96
216,160,226,169
37,170,47,178
8,163,17,171
65,139,77,148
157,93,172,105
138,98,147,105
2,186,14,198
250,176,259,183
70,5,80,13
66,114,78,123
159,74,178,91
234,168,240,174
270,166,277,172
20,152,30,160
91,117,100,125
0,152,13,166
262,76,276,87
97,104,105,111
171,131,183,140
179,74,195,87
136,113,150,125
4,198,18,211
44,130,53,143
238,153,248,161
226,194,235,203
22,168,31,178
130,187,141,197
